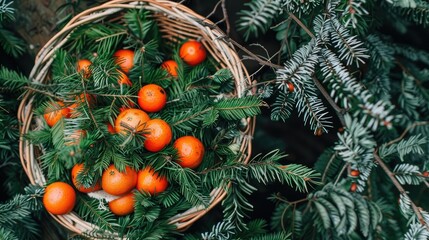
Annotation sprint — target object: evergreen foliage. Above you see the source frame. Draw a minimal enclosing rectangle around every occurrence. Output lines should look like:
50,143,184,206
7,5,319,239
0,0,26,57
236,0,429,238
0,185,44,240
0,2,48,239
1,0,429,238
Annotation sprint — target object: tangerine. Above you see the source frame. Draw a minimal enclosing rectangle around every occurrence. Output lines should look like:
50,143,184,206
161,60,178,77
108,192,135,216
179,40,207,66
43,182,76,215
114,108,150,135
137,84,167,112
77,59,92,78
137,166,168,195
118,100,136,112
43,101,71,127
117,69,132,86
143,119,172,152
173,136,205,169
113,49,134,73
65,129,86,146
71,163,101,193
102,164,137,196
68,93,94,113
107,122,116,134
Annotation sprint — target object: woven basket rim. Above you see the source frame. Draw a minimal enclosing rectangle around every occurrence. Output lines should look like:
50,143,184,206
18,0,256,237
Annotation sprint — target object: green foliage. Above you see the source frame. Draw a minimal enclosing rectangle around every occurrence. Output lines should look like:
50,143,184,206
199,150,319,230
237,0,282,41
200,221,235,240
0,185,44,240
390,0,429,27
308,183,382,237
0,0,14,21
404,222,429,240
185,219,290,240
13,5,320,239
237,0,429,238
215,96,262,121
0,66,29,91
0,0,26,57
2,0,429,238
379,134,427,161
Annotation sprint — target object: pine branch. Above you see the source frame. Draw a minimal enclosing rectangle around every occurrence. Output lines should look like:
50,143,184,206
0,0,14,21
215,96,263,121
390,0,429,27
228,38,282,69
366,34,395,70
270,91,295,122
385,121,429,146
326,6,369,67
283,0,322,17
200,221,235,240
311,75,346,126
237,0,282,41
393,163,422,185
295,78,333,134
0,28,26,57
304,182,383,237
74,196,119,234
404,222,429,240
288,12,315,39
379,134,427,161
338,0,369,29
276,38,320,91
0,66,29,91
373,149,429,231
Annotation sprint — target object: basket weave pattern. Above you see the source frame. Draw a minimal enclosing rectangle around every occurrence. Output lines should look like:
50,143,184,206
18,0,254,235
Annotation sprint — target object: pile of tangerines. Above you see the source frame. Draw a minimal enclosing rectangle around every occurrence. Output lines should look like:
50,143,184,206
42,40,208,216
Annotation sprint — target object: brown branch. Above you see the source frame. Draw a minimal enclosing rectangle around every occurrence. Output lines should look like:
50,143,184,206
396,60,429,100
334,163,348,185
288,12,315,39
23,86,64,101
374,149,429,230
80,78,99,130
321,151,338,183
221,0,230,36
312,76,347,126
205,0,222,19
386,121,429,146
228,38,283,69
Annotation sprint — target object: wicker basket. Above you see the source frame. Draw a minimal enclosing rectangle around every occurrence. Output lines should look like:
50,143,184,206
18,0,254,236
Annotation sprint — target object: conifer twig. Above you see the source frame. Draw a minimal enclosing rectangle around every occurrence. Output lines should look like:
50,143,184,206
321,151,338,183
23,86,64,101
205,0,222,20
385,121,429,146
288,12,315,39
221,0,230,35
334,164,348,185
374,149,429,231
312,76,347,126
227,38,283,69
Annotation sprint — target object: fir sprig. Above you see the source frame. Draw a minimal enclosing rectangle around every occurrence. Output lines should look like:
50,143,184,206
236,0,282,41
0,185,44,240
